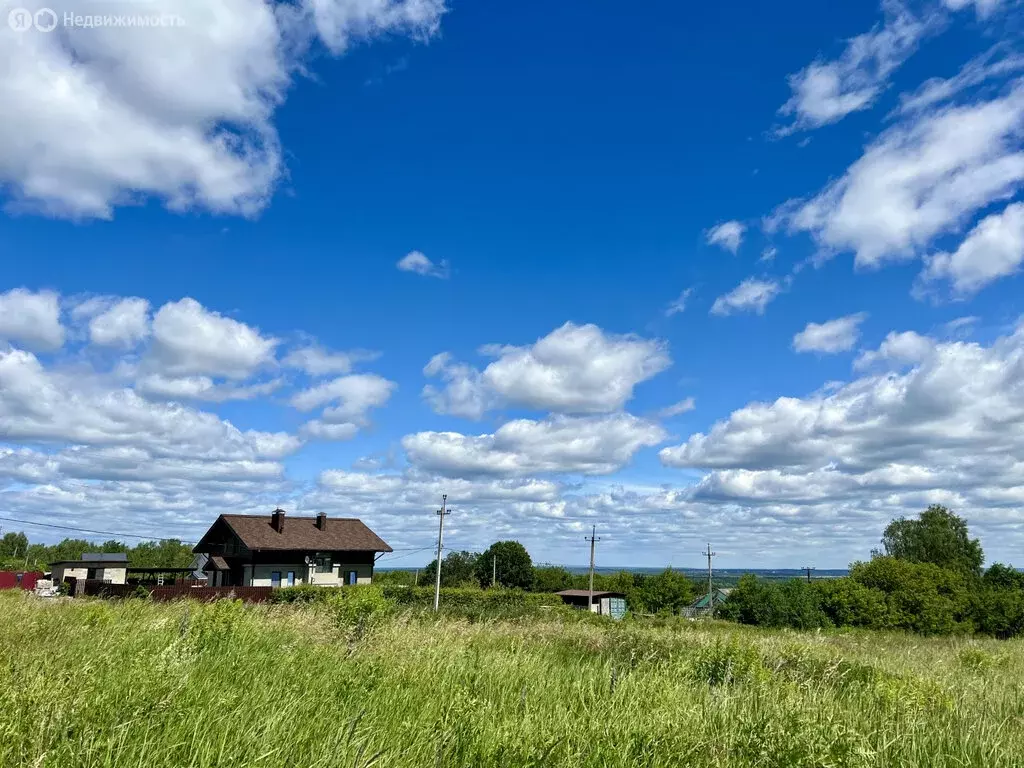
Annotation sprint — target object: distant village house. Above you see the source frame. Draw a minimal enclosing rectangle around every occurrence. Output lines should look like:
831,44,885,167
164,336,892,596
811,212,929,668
556,589,627,619
49,552,129,585
194,509,392,588
683,587,732,618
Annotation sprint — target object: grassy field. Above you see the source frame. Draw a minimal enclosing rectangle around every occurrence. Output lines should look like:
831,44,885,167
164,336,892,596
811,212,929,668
2,591,1023,767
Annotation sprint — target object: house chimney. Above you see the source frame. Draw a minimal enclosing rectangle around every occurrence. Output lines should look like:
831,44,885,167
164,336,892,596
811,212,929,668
271,508,286,533
315,512,327,531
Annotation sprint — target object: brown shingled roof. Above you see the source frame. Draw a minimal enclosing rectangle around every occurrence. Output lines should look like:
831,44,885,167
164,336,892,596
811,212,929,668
221,514,392,553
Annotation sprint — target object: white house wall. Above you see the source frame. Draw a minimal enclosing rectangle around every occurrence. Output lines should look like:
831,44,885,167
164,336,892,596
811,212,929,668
244,562,373,587
100,567,127,585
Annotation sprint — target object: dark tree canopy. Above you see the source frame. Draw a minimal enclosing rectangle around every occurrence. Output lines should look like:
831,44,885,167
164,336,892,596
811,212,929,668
532,565,573,593
476,540,534,589
0,532,29,559
421,550,480,588
983,563,1024,591
0,533,194,571
630,568,696,615
880,505,984,575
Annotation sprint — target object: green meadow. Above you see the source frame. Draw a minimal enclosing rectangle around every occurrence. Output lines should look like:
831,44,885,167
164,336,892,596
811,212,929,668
2,590,1023,768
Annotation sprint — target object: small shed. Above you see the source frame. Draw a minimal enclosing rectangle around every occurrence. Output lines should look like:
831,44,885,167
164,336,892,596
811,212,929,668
683,587,732,618
50,552,129,585
555,589,627,619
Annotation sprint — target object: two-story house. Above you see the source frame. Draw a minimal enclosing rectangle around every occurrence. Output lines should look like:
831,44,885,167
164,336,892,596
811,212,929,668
194,509,392,588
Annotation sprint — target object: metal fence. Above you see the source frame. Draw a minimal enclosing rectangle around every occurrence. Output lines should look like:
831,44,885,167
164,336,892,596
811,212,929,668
79,580,275,603
0,572,41,591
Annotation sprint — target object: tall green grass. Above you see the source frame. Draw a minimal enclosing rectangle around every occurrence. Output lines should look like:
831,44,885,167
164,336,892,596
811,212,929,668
1,590,1022,767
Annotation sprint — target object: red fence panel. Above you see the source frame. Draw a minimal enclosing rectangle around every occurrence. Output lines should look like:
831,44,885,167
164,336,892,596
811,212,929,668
19,573,39,591
0,572,43,590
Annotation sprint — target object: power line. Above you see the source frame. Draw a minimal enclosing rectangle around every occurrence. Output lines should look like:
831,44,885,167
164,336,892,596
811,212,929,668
0,515,441,554
433,494,450,612
703,542,716,618
0,515,198,544
375,546,437,564
586,525,600,611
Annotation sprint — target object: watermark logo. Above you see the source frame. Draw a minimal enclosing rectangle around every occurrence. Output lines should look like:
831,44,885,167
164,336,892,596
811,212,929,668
9,7,60,31
7,6,184,31
34,8,57,31
8,7,32,31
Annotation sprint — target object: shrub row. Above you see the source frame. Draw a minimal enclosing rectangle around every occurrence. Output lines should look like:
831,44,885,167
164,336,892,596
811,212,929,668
381,585,562,609
720,557,1024,638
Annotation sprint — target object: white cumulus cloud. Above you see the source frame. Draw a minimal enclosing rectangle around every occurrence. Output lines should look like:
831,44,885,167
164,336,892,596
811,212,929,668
793,313,868,353
705,221,746,253
0,288,64,351
149,298,279,379
423,322,670,417
402,413,666,477
396,250,449,278
775,0,930,135
710,278,781,316
0,0,448,219
290,373,396,429
88,298,151,348
777,85,1024,268
918,202,1024,298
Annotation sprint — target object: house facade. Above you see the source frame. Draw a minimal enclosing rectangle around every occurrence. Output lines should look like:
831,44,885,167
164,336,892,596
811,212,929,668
555,589,627,619
50,552,129,585
194,509,392,588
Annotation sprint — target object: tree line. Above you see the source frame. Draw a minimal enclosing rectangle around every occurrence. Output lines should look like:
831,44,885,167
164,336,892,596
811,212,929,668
0,533,195,572
375,539,702,614
721,505,1024,638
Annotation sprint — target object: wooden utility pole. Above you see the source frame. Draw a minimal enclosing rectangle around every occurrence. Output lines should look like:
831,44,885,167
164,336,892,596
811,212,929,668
433,494,449,612
586,526,600,613
803,565,816,583
492,555,497,588
703,543,716,618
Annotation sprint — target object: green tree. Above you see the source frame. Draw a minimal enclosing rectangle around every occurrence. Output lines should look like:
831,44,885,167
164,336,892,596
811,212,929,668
421,550,481,588
814,577,891,629
973,587,1024,639
532,565,573,592
0,532,29,559
879,505,984,575
983,563,1024,591
48,539,92,563
128,539,194,568
851,556,973,635
630,568,696,615
372,569,417,587
476,541,533,589
719,574,785,626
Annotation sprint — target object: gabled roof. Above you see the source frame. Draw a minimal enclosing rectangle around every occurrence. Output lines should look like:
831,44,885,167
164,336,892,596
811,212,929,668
205,513,392,553
689,588,732,609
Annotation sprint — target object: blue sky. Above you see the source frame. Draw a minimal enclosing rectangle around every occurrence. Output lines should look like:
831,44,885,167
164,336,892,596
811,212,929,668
1,0,1023,568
